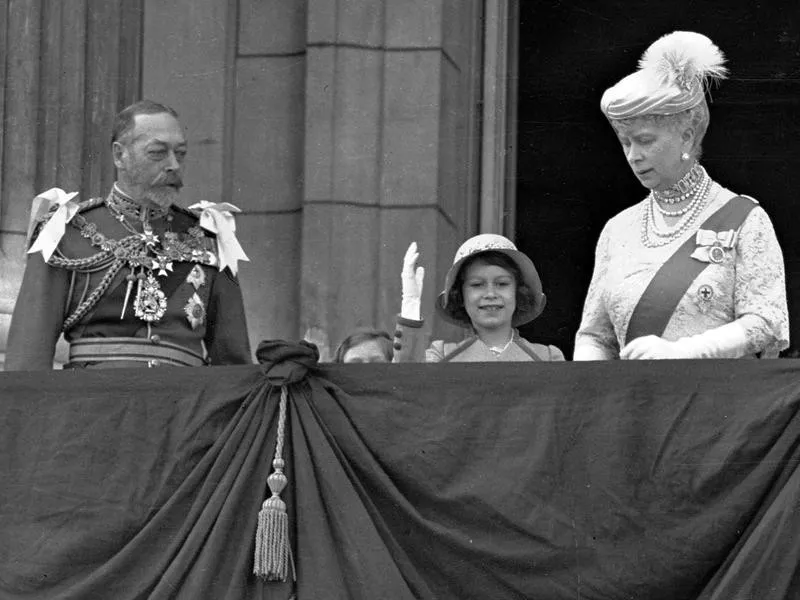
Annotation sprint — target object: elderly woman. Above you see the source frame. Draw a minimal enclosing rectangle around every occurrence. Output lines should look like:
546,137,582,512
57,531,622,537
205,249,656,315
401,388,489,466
393,234,565,362
574,31,789,360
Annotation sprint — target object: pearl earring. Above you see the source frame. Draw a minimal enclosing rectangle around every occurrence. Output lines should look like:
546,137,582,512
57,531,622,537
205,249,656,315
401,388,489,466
681,152,690,161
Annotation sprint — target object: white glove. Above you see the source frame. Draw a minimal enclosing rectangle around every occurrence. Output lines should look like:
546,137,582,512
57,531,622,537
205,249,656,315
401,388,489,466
673,320,751,359
621,321,750,360
401,242,425,321
573,343,616,361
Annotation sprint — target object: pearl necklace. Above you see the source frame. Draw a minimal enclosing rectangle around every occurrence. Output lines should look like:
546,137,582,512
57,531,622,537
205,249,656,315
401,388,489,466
641,176,714,248
653,199,694,217
651,162,704,205
650,166,708,217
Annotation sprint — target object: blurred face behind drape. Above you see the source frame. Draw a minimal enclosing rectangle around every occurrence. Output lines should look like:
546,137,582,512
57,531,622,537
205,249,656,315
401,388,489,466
342,339,391,364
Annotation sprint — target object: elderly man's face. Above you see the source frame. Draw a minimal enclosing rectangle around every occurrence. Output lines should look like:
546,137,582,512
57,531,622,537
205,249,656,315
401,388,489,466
113,112,187,208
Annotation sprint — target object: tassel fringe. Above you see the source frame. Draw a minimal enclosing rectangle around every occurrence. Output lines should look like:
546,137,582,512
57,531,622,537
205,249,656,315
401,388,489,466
254,387,295,582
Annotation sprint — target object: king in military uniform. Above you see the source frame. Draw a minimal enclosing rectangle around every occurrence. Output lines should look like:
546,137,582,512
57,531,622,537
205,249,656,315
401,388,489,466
5,100,252,369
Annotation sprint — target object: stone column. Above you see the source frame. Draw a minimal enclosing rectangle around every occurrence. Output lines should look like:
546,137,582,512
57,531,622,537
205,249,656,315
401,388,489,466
0,0,141,368
142,0,307,352
300,0,484,356
0,1,42,368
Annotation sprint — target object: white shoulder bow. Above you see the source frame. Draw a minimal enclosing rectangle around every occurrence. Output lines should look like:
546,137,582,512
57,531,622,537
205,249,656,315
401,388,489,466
188,201,250,275
27,188,80,261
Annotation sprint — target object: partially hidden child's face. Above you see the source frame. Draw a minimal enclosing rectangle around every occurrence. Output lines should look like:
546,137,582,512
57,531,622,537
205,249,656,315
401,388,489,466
461,261,517,332
342,339,389,364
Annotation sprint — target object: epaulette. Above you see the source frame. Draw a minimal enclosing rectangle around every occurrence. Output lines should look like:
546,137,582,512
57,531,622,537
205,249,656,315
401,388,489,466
30,197,103,245
172,203,201,220
65,197,105,228
36,195,102,223
77,196,106,213
171,203,216,237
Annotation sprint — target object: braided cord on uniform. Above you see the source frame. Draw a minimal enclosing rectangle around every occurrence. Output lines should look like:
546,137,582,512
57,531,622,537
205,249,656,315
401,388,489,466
48,250,115,271
31,196,146,332
61,258,126,331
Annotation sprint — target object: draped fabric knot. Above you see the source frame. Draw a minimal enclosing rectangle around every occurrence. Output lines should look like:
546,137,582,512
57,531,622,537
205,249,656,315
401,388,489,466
253,340,318,583
256,340,319,386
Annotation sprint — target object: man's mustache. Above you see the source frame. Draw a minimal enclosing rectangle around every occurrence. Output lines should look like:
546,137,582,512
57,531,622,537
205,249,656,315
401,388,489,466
154,173,183,189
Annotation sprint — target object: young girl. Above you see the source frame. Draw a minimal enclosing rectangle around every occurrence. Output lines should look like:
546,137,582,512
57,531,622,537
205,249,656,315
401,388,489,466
334,329,394,363
392,234,564,362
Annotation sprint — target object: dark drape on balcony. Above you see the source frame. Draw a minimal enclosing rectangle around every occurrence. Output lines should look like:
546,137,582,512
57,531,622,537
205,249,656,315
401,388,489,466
2,352,800,599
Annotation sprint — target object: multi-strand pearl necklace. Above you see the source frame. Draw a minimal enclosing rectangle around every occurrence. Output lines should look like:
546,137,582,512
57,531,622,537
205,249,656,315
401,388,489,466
641,165,714,248
651,168,708,218
651,162,704,205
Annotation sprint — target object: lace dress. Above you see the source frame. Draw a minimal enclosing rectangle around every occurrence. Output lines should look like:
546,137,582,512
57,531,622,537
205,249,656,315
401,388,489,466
574,182,789,358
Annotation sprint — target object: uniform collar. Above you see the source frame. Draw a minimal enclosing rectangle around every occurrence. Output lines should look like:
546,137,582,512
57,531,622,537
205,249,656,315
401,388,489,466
107,183,171,222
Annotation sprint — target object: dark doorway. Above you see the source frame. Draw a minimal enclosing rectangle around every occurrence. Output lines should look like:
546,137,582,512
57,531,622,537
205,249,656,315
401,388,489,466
515,1,800,358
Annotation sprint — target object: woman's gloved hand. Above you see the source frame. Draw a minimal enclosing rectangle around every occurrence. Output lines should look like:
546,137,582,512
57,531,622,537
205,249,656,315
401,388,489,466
621,321,750,360
401,242,425,321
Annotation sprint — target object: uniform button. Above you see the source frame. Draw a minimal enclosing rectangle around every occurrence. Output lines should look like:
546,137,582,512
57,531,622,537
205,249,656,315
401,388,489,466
150,334,161,344
394,330,403,338
393,342,402,350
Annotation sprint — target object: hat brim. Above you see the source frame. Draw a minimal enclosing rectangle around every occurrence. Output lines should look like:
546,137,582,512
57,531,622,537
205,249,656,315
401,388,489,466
435,248,547,327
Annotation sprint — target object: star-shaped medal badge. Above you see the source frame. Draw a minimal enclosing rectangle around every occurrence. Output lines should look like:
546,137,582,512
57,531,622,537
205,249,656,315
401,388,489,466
151,256,174,277
184,292,206,329
186,264,206,290
141,229,160,248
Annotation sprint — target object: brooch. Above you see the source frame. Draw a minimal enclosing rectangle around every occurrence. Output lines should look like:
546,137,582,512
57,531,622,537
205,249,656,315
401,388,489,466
691,229,736,264
695,284,715,313
134,273,168,322
184,293,206,329
186,264,206,290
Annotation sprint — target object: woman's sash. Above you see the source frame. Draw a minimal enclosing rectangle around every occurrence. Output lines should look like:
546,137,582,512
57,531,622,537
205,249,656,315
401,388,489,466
624,195,756,344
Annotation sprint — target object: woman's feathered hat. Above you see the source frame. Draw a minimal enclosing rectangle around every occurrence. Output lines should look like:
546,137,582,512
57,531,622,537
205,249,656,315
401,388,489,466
601,31,728,119
436,234,546,327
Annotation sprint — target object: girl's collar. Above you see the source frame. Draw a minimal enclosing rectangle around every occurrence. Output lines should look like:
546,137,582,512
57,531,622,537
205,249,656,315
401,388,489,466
471,328,519,354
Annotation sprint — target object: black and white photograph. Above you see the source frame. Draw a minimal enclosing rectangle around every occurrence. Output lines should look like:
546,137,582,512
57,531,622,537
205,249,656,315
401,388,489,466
1,1,799,598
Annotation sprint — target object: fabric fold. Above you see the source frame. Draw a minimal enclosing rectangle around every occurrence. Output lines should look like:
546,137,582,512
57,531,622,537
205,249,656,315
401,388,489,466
2,359,800,599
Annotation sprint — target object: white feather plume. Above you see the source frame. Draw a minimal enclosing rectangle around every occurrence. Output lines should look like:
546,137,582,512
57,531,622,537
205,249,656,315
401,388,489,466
638,31,728,89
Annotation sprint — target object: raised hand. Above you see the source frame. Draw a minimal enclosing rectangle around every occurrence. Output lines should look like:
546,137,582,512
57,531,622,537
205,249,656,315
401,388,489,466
400,242,425,320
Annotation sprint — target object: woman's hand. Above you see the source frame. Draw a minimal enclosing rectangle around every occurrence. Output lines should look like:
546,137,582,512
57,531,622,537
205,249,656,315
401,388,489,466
620,335,686,360
401,242,425,320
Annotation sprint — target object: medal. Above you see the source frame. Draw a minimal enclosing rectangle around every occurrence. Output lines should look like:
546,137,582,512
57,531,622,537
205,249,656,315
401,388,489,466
133,272,168,322
184,292,206,329
186,264,206,289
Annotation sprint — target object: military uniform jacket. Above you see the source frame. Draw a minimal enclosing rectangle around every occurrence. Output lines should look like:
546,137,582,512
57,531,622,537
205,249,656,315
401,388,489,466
5,189,252,370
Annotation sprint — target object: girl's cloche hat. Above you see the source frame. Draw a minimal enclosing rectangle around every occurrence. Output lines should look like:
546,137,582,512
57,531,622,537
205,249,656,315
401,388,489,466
436,233,546,327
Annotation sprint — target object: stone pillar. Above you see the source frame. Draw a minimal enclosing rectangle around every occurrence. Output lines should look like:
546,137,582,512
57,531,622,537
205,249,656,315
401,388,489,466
142,0,307,352
0,0,486,367
0,1,42,369
301,0,484,356
0,0,141,368
231,0,306,348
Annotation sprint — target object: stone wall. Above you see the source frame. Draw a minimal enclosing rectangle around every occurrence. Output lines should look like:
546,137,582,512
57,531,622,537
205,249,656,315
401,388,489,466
0,0,485,367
